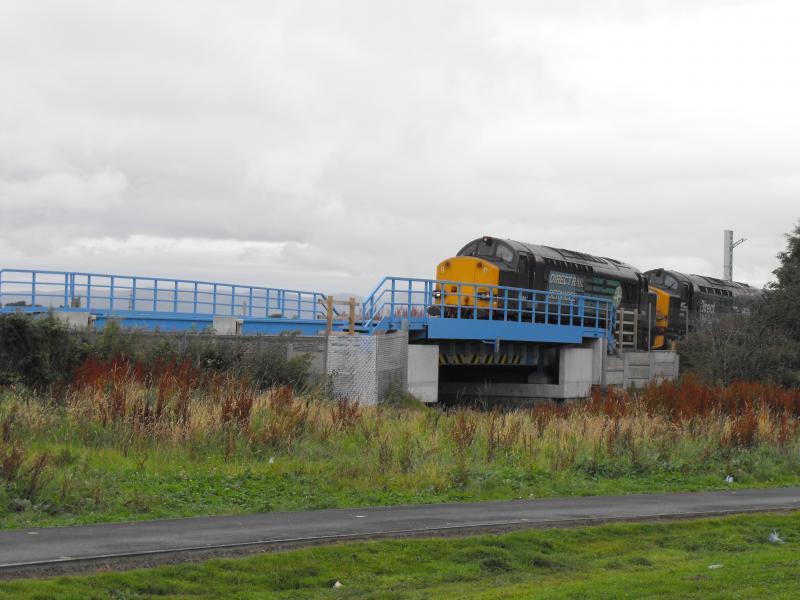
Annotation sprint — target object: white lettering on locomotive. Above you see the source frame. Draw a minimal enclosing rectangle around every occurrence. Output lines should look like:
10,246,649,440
699,299,716,323
548,272,584,291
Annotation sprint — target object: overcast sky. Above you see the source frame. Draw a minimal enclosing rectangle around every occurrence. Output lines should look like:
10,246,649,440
1,0,798,294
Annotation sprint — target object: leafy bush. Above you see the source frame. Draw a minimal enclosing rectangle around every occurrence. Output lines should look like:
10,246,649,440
381,378,425,409
0,313,86,389
247,352,312,391
0,313,312,393
678,310,799,387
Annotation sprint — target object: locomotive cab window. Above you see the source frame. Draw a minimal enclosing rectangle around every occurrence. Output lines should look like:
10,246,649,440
663,274,679,291
472,239,516,265
475,240,495,258
497,244,514,263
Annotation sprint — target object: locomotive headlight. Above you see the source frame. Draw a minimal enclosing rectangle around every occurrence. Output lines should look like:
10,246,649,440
432,290,442,299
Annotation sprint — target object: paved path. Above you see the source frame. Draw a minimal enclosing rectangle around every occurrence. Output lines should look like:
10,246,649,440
1,487,799,577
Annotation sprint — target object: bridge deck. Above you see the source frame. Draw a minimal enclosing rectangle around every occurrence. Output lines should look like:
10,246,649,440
1,269,615,347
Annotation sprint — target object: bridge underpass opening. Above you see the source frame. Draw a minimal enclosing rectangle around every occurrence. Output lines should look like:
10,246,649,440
437,342,561,405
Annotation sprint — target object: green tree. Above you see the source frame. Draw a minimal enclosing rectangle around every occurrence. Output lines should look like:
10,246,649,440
766,221,800,340
679,221,800,387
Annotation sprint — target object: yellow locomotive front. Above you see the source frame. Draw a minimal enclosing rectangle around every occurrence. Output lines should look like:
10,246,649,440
433,255,500,310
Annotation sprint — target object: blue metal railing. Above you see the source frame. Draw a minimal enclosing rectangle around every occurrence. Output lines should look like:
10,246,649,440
1,269,616,345
361,276,616,344
0,269,328,320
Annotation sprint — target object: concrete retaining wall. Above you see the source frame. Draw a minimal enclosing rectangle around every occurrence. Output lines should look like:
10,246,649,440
55,311,93,330
62,326,329,379
408,345,439,404
53,309,411,405
602,350,679,389
603,355,624,387
622,350,680,389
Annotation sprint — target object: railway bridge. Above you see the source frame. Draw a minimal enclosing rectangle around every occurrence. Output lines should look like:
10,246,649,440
0,268,678,404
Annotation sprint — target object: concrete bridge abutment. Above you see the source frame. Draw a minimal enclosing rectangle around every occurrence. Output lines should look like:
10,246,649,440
48,312,678,405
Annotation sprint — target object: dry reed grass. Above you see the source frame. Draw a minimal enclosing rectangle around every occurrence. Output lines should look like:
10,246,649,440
26,360,800,460
3,358,800,507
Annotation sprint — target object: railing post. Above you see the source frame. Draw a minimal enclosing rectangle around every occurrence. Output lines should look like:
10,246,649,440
193,282,198,314
63,273,69,308
86,274,92,310
595,300,600,329
544,292,549,325
406,280,412,324
212,283,217,315
153,280,158,313
326,296,334,334
390,279,396,327
31,271,36,308
109,275,115,312
424,281,432,324
173,281,178,314
248,287,253,318
569,294,574,325
131,277,137,311
557,294,562,325
516,290,521,322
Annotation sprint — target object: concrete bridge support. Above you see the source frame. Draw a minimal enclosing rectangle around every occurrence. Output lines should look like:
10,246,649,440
438,339,679,405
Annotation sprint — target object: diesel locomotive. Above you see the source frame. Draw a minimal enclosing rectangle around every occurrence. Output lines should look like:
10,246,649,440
645,268,760,348
435,236,761,349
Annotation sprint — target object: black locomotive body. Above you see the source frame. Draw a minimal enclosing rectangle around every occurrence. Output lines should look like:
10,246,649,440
438,236,648,317
645,269,761,348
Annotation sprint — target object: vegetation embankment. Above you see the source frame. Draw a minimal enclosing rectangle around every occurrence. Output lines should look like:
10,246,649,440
2,355,800,529
678,221,800,386
3,512,799,598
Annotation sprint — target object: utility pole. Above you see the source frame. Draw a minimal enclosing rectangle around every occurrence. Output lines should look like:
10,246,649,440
723,229,746,282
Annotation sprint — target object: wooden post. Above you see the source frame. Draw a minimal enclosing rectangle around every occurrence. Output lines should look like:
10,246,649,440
348,297,356,335
326,296,334,335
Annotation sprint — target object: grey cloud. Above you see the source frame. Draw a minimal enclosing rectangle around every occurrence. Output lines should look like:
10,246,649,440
0,0,798,294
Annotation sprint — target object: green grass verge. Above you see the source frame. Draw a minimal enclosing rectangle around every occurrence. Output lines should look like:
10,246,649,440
3,512,800,599
2,439,799,530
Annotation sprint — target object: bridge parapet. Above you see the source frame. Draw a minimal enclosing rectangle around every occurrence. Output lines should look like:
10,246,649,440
360,276,616,348
0,268,328,319
2,269,617,348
